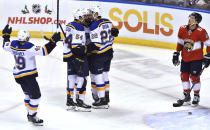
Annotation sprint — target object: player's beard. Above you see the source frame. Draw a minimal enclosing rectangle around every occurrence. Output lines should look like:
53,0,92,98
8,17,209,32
84,19,93,27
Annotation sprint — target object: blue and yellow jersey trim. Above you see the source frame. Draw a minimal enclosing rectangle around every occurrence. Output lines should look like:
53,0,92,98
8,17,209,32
98,20,112,27
10,40,34,51
13,68,38,79
63,51,73,58
42,45,49,56
66,24,76,30
63,43,83,58
94,42,104,48
10,46,27,51
92,43,113,54
71,43,81,48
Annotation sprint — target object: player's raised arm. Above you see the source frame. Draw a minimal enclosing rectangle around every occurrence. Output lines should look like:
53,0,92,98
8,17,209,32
2,24,12,51
29,32,61,56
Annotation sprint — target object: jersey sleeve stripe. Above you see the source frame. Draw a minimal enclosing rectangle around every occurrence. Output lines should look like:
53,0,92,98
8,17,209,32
98,21,112,27
66,24,76,30
10,46,27,51
177,38,184,45
63,51,73,58
42,48,46,56
43,45,49,55
204,39,210,46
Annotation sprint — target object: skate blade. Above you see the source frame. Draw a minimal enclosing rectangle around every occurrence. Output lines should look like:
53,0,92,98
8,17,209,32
92,105,109,109
191,103,199,107
32,122,44,126
66,106,76,111
182,101,191,106
74,107,91,112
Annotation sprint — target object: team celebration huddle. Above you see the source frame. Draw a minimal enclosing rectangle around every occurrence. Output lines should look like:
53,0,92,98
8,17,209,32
3,1,210,128
2,5,119,126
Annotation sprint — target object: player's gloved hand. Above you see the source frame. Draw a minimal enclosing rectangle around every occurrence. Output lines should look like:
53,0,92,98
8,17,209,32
2,24,12,42
172,51,180,66
111,28,119,37
71,45,87,56
65,34,72,49
203,53,210,68
50,32,61,44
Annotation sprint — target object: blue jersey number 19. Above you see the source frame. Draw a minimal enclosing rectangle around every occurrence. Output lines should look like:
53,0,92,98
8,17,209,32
14,55,26,70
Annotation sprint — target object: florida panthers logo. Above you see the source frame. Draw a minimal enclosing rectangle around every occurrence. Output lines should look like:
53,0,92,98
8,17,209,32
184,42,194,52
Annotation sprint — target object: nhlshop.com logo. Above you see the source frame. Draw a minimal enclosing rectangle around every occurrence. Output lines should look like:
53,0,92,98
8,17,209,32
7,17,66,25
7,4,66,25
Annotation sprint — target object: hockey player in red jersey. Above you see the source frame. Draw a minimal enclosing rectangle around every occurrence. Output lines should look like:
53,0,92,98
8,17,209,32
2,24,61,125
172,12,210,107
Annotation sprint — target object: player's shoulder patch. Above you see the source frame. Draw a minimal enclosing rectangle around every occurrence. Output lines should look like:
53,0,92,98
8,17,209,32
34,46,41,51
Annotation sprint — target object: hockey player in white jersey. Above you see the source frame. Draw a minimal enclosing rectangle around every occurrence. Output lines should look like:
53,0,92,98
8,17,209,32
63,9,91,112
88,6,119,109
2,24,61,126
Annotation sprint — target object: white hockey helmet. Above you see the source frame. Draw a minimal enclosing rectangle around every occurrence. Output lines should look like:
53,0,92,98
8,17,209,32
73,8,83,20
18,30,30,41
81,8,90,17
91,5,102,17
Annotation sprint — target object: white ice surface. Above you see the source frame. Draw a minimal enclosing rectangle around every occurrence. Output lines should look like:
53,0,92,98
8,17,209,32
1,37,210,130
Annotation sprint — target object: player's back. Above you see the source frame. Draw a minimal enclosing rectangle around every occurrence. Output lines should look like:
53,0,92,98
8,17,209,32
90,18,114,54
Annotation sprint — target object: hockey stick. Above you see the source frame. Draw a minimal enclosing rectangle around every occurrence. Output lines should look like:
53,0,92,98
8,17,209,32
173,65,206,107
42,0,59,40
59,23,73,49
56,0,59,32
59,23,66,39
41,31,50,41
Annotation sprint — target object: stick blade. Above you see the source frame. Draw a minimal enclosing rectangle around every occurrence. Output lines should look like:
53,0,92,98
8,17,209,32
173,99,184,107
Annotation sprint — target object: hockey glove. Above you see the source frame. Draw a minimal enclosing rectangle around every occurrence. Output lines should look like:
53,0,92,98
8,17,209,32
2,24,12,42
172,51,180,66
111,28,119,37
50,32,61,44
65,34,72,49
71,45,87,56
203,53,210,68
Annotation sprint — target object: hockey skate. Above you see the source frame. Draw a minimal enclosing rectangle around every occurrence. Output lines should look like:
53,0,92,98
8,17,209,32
92,93,99,102
191,94,200,107
92,97,109,109
66,95,77,110
173,92,191,107
27,112,43,126
75,98,91,112
182,92,191,105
